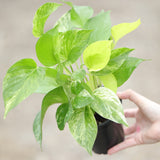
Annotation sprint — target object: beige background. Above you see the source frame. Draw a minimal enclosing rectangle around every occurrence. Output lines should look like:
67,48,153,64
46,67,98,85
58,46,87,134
0,0,160,159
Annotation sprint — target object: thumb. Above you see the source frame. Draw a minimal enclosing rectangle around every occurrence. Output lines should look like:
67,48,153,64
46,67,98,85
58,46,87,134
108,138,138,155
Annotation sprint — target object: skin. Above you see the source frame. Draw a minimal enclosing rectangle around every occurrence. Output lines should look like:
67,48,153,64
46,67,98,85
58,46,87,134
108,89,160,155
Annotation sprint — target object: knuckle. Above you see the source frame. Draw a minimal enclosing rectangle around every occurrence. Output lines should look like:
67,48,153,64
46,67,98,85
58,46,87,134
126,89,133,94
126,89,134,98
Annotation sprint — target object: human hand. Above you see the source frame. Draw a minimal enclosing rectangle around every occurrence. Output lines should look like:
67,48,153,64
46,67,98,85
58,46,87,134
108,89,160,155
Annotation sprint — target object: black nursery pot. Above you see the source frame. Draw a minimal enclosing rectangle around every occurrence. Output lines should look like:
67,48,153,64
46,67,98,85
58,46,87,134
92,113,124,154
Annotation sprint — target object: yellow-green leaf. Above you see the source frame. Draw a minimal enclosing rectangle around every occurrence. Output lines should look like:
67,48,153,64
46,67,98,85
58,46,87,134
111,19,141,43
99,73,117,93
83,40,112,71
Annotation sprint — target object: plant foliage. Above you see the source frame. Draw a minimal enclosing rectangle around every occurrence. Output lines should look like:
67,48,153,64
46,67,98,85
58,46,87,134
2,1,144,154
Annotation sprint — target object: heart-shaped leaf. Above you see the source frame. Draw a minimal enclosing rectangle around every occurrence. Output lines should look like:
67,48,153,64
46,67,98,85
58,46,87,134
35,67,59,93
56,103,73,130
55,3,93,32
69,3,93,28
68,106,97,155
93,48,134,76
36,27,59,66
83,40,112,71
32,2,62,37
33,87,68,145
99,73,117,93
91,87,128,126
113,57,144,87
72,89,94,109
36,30,91,66
3,59,51,118
84,11,111,44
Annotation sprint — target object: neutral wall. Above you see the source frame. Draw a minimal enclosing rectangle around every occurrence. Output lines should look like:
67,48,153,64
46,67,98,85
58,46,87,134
0,0,160,159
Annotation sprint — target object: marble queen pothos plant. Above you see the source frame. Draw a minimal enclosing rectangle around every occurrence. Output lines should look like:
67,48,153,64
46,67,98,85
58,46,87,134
2,1,144,154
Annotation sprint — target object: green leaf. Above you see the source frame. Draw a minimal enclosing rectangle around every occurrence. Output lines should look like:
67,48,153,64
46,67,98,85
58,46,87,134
113,57,144,87
72,89,94,109
56,64,70,86
93,48,134,76
36,29,91,66
35,67,59,94
61,0,73,6
99,73,117,93
81,82,93,96
55,11,74,32
70,5,93,28
68,106,97,155
55,3,93,32
51,30,92,65
87,73,95,91
3,59,44,118
111,19,141,43
56,103,71,130
71,69,86,81
84,11,111,44
32,2,62,37
83,40,112,71
71,81,93,96
36,27,59,67
107,48,134,71
91,87,128,126
71,81,84,95
33,87,68,145
66,30,92,64
110,47,134,59
33,111,41,144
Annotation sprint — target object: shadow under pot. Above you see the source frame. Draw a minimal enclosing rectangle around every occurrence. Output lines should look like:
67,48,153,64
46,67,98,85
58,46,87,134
92,113,124,154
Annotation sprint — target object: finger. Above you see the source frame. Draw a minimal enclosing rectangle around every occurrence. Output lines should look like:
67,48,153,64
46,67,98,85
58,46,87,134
117,89,147,107
124,124,137,135
125,126,141,141
108,138,138,155
124,108,138,118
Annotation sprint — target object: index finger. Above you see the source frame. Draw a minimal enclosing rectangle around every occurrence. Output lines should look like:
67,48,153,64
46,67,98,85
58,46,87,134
117,89,148,108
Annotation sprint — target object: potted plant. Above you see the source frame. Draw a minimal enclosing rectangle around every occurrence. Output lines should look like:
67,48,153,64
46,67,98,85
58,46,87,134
2,1,144,155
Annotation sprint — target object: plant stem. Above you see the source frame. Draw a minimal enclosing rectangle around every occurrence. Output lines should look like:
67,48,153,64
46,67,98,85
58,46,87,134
87,72,95,91
80,55,83,66
95,75,102,87
70,65,74,72
75,62,79,70
93,75,97,89
64,66,71,74
84,76,88,82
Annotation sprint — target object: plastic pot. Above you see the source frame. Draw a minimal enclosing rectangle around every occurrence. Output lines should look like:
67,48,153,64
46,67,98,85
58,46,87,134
92,113,124,154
